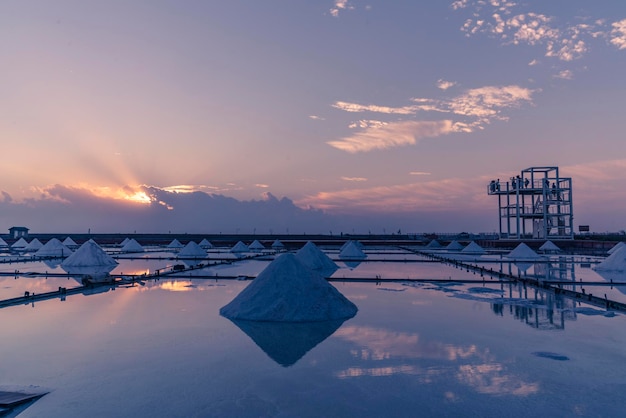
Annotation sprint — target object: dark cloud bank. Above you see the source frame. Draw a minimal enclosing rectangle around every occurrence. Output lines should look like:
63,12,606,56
0,185,492,234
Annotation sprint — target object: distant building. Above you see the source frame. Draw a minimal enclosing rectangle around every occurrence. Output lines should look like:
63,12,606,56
8,226,29,239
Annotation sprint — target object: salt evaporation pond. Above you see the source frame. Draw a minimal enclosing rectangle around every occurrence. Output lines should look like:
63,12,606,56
1,245,626,417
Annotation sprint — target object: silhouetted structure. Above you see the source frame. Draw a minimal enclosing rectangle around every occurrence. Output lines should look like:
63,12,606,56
488,167,573,239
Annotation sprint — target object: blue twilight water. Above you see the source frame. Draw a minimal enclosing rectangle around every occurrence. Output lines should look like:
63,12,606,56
1,250,625,417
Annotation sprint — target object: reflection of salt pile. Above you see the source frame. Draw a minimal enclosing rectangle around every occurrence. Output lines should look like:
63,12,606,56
121,238,144,253
295,241,338,276
34,238,73,257
61,240,118,280
608,242,625,255
199,239,213,249
249,240,265,252
594,246,626,272
24,238,43,252
227,318,348,367
220,253,357,321
178,241,206,258
539,240,561,254
230,241,250,253
461,241,485,255
507,243,540,260
445,240,464,251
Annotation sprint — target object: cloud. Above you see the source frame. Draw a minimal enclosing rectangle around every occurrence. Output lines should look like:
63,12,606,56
329,84,536,152
255,183,270,188
341,177,368,182
454,2,625,62
332,101,418,115
409,171,431,176
309,115,325,120
437,79,457,90
327,120,456,153
330,0,354,18
610,19,626,49
554,69,573,80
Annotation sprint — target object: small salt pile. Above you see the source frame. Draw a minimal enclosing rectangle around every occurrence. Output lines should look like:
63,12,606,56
249,240,265,252
121,238,144,253
295,241,338,276
539,240,561,254
461,241,485,255
220,253,357,322
199,239,213,249
445,240,464,251
339,241,366,260
594,246,626,272
35,238,73,257
167,239,184,249
230,241,250,253
507,243,540,260
178,241,207,258
61,240,118,268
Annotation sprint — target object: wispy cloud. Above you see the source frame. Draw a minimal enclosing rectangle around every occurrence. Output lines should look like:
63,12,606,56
329,84,536,152
332,101,418,115
409,171,431,176
330,0,354,18
309,115,325,120
327,120,456,153
341,176,368,182
554,69,573,80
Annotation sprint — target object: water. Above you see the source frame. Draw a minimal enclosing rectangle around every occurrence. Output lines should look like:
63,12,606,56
1,249,626,417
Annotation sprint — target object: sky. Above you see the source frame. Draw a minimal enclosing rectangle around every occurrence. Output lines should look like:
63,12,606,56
1,0,626,234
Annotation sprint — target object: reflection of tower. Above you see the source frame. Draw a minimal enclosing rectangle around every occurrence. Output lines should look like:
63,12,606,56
487,166,573,239
491,283,576,330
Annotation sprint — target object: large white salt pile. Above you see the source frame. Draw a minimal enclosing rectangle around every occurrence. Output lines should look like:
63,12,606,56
11,237,28,249
35,238,73,257
61,240,118,268
594,246,626,272
539,240,561,254
24,238,43,252
199,239,213,249
507,243,540,260
167,239,184,249
295,241,338,276
249,240,265,252
426,239,442,249
231,241,250,253
220,253,357,322
339,241,367,260
608,242,625,255
178,241,206,258
461,241,485,255
63,237,78,248
121,238,144,253
445,240,464,251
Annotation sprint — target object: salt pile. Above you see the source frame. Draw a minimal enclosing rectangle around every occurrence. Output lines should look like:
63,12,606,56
11,237,28,249
61,240,118,269
295,241,338,276
271,239,285,250
608,242,625,255
199,239,213,249
62,237,78,248
167,239,184,249
426,239,442,249
220,253,357,321
461,241,485,255
177,241,206,258
119,237,130,247
339,241,366,260
231,241,250,253
445,240,464,251
594,246,626,272
24,238,43,252
0,237,7,247
249,240,265,252
507,243,540,260
121,238,144,253
34,238,73,257
340,240,364,252
539,240,561,254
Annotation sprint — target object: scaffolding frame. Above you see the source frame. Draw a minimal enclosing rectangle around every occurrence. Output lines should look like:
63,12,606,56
487,166,573,240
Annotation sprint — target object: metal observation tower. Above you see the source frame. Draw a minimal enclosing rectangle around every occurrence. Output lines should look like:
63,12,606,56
487,166,573,240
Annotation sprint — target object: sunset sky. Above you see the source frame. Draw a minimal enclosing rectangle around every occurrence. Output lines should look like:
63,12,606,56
1,1,625,234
